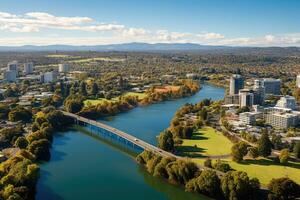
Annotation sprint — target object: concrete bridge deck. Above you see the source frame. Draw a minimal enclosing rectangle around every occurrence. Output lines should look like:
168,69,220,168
62,111,177,159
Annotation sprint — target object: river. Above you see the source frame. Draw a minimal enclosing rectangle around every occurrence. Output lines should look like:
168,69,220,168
36,83,225,200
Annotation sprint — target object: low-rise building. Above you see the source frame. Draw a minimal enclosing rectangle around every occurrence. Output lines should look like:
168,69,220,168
186,73,198,79
161,74,176,83
265,112,298,129
276,95,297,110
239,112,258,125
34,92,54,100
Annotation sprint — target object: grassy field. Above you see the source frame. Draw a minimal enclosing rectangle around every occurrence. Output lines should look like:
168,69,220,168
194,157,300,185
179,126,300,185
84,92,147,106
176,126,233,157
69,57,125,63
154,85,181,93
46,54,81,59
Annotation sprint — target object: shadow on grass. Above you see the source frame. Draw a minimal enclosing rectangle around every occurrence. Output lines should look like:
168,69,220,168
190,134,209,140
237,157,300,170
175,145,207,158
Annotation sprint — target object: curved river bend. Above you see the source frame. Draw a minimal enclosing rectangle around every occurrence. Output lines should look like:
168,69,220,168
36,83,225,200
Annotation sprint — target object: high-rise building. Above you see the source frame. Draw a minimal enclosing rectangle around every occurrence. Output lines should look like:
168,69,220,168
255,78,281,95
224,94,239,105
253,79,265,105
276,95,297,110
7,61,18,71
58,63,70,73
229,74,244,95
296,75,300,88
43,71,58,83
239,89,254,107
24,62,34,75
4,70,17,82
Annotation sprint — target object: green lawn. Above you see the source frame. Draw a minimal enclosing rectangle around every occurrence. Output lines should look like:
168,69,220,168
194,157,300,185
123,92,147,99
69,57,125,63
177,126,233,157
176,126,300,186
84,98,116,106
84,92,147,106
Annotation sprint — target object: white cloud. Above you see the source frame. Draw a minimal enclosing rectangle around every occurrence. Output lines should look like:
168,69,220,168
265,34,275,42
197,32,225,40
0,11,124,33
121,28,148,37
0,11,300,46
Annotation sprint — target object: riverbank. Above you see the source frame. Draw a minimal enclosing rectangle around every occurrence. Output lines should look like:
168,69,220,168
36,83,225,200
78,81,201,119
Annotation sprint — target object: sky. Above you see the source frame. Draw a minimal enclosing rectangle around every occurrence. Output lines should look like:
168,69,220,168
0,0,300,46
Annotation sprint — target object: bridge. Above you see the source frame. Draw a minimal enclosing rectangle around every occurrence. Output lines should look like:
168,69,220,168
62,111,272,189
62,111,178,159
62,111,225,176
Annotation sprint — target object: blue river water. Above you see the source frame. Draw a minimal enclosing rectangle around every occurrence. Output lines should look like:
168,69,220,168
36,83,225,200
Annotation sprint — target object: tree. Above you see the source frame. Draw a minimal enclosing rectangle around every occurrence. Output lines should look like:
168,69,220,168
0,103,10,119
27,139,51,161
185,170,221,198
278,149,289,165
204,158,212,168
221,171,260,200
15,137,28,149
231,142,248,162
248,147,259,159
157,130,174,151
213,159,231,172
268,178,300,200
236,106,250,114
258,133,272,157
198,108,208,121
8,107,32,123
64,95,84,113
79,81,87,96
166,160,198,185
45,110,73,130
90,82,99,96
293,142,300,159
271,134,283,150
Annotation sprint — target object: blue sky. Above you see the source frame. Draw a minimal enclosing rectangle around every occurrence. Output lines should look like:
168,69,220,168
0,0,299,46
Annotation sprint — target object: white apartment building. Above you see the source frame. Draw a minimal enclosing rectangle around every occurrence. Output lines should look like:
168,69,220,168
276,95,297,110
4,70,17,82
297,74,300,88
58,63,70,73
239,89,254,107
24,62,34,74
239,112,257,125
43,71,57,83
265,112,298,129
7,61,18,71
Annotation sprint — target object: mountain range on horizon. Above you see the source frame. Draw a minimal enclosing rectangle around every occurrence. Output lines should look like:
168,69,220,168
0,42,300,56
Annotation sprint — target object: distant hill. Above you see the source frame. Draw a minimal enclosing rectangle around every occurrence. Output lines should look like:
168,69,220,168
0,42,299,56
